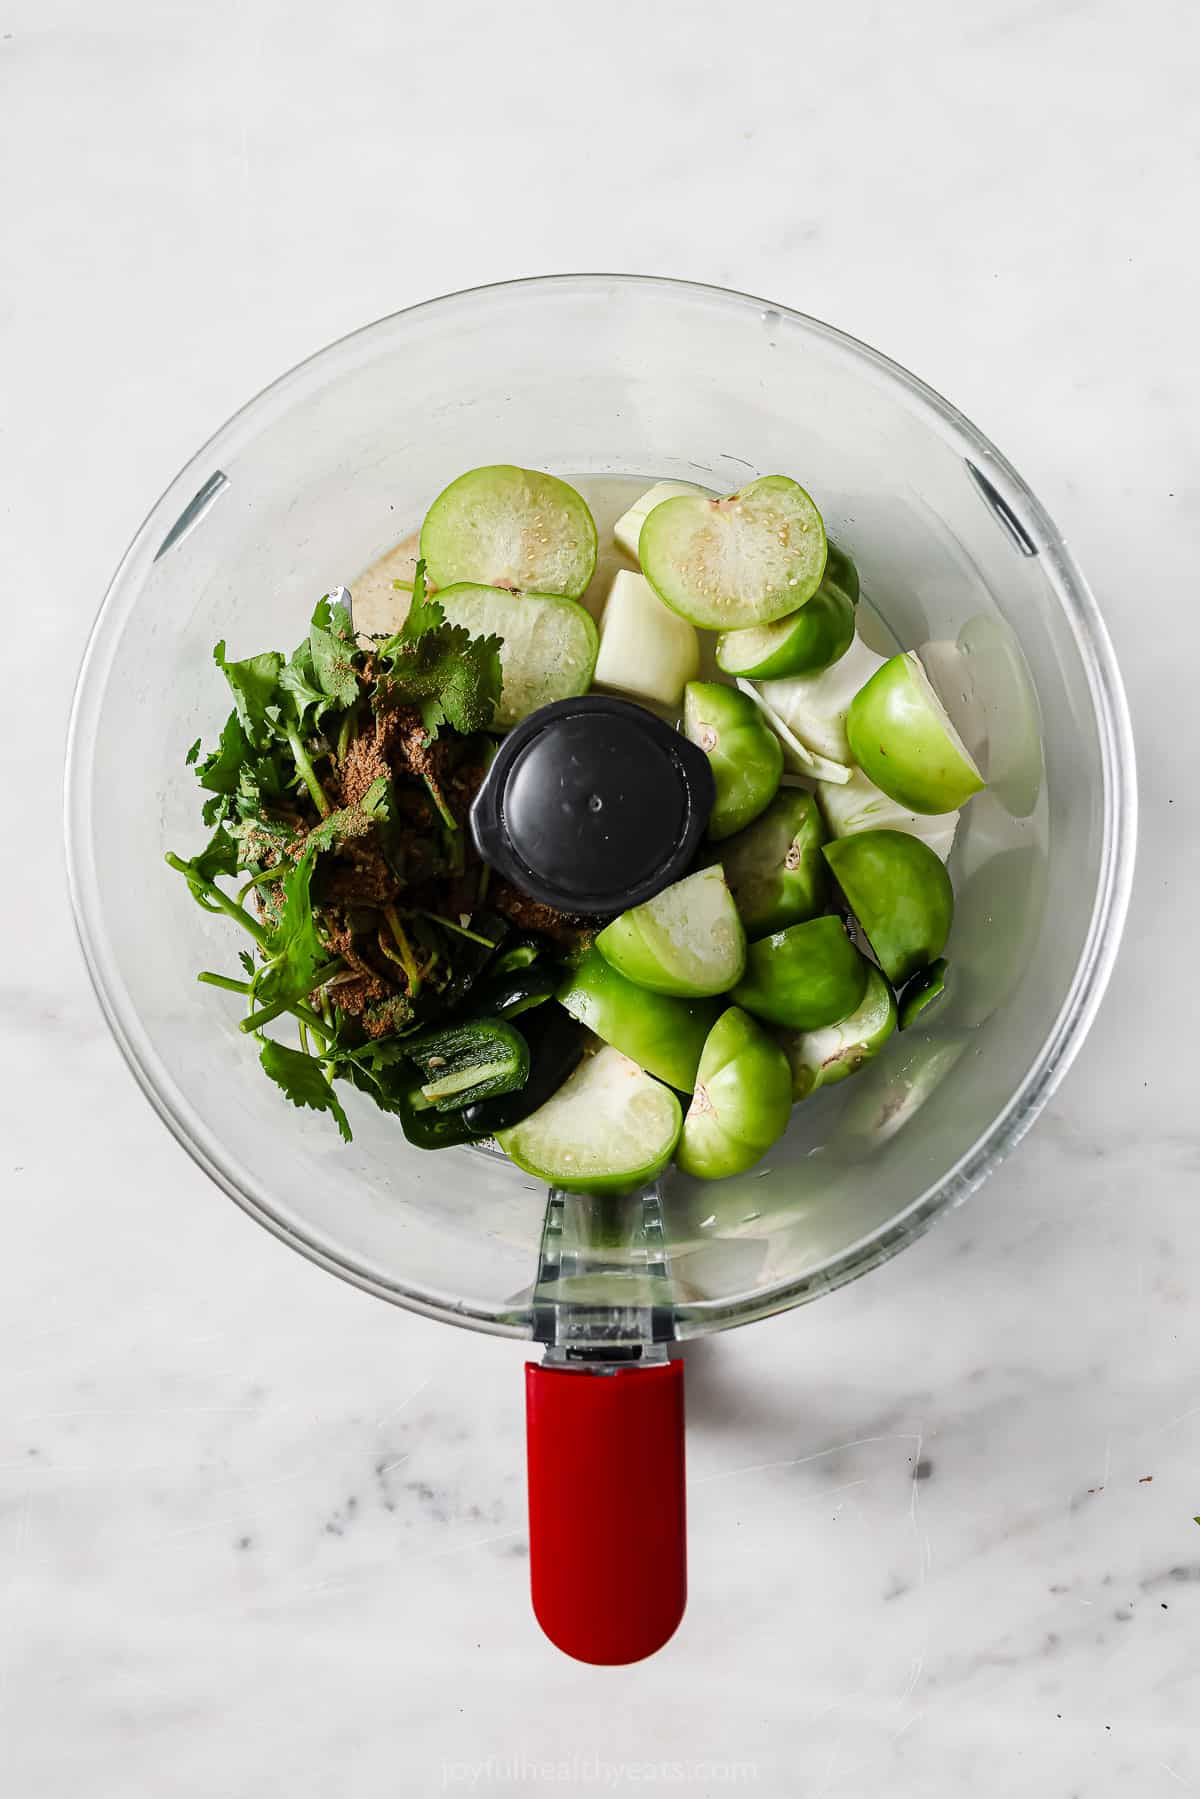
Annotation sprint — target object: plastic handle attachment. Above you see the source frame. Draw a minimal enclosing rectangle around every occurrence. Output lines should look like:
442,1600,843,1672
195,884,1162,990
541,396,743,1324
525,1358,686,1664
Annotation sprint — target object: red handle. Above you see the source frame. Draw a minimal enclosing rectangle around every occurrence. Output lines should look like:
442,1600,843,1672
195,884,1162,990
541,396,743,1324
525,1358,686,1664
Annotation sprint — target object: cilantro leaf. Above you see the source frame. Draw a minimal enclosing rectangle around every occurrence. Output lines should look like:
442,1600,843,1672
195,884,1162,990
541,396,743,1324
388,560,443,645
309,596,361,709
238,949,256,978
258,1039,352,1142
306,804,375,855
359,775,393,819
278,641,330,732
235,746,289,817
197,711,250,796
376,565,503,739
214,642,283,744
185,738,201,766
434,630,504,735
190,823,240,884
253,843,324,1009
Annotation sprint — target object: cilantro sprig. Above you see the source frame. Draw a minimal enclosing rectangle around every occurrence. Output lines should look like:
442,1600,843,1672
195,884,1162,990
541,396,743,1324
375,563,504,740
166,563,510,1141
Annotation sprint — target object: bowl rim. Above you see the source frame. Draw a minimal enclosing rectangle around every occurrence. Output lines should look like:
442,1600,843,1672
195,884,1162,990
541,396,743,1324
64,272,1138,1339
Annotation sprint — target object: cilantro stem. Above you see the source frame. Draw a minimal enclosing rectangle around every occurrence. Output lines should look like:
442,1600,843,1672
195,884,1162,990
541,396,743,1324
417,909,498,948
422,775,457,833
238,959,344,1033
200,967,330,1038
165,853,272,949
237,867,283,905
198,971,251,994
381,904,422,997
285,723,333,817
336,707,360,764
319,994,337,1086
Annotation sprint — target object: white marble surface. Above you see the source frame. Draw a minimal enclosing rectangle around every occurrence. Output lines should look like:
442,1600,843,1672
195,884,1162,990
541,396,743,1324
3,0,1198,1791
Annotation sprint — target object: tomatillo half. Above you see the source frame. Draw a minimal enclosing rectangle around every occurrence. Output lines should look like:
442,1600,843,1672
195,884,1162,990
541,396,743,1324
718,788,830,935
684,680,783,841
595,865,746,998
777,965,897,1100
824,828,953,987
676,1007,794,1180
498,1045,682,1195
557,949,720,1091
733,914,869,1031
846,651,985,814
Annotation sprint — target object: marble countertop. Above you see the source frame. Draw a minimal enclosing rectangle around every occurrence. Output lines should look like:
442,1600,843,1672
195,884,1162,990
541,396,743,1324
4,0,1197,1791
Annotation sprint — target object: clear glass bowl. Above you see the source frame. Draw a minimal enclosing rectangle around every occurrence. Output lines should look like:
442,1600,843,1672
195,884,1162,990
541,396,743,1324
65,275,1136,1342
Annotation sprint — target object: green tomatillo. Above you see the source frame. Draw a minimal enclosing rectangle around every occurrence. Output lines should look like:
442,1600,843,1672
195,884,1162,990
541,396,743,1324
733,915,869,1031
714,542,859,680
498,1045,682,1194
776,965,897,1100
595,865,746,998
824,829,953,987
684,680,783,841
717,788,830,935
556,949,721,1091
676,1007,794,1180
846,651,985,814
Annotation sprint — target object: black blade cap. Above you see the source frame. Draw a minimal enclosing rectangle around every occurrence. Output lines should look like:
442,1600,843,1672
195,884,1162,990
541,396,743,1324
470,696,715,916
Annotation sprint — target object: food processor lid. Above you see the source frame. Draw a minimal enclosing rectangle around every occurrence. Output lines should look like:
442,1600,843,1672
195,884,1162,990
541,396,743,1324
470,695,715,915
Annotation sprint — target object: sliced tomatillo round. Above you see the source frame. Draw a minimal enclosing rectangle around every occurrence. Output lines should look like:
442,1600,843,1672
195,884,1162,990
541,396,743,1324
612,480,709,562
898,958,948,1030
777,965,897,1100
676,1007,793,1180
683,681,783,841
755,632,886,765
593,569,700,709
435,584,598,728
556,949,721,1091
640,475,827,630
816,767,959,862
420,465,597,599
846,651,986,814
595,865,746,998
824,828,954,987
718,788,830,935
733,915,869,1031
714,544,858,679
498,1045,682,1195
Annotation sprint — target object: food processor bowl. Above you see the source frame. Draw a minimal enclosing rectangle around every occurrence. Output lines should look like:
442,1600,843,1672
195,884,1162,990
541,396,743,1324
65,275,1136,1661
